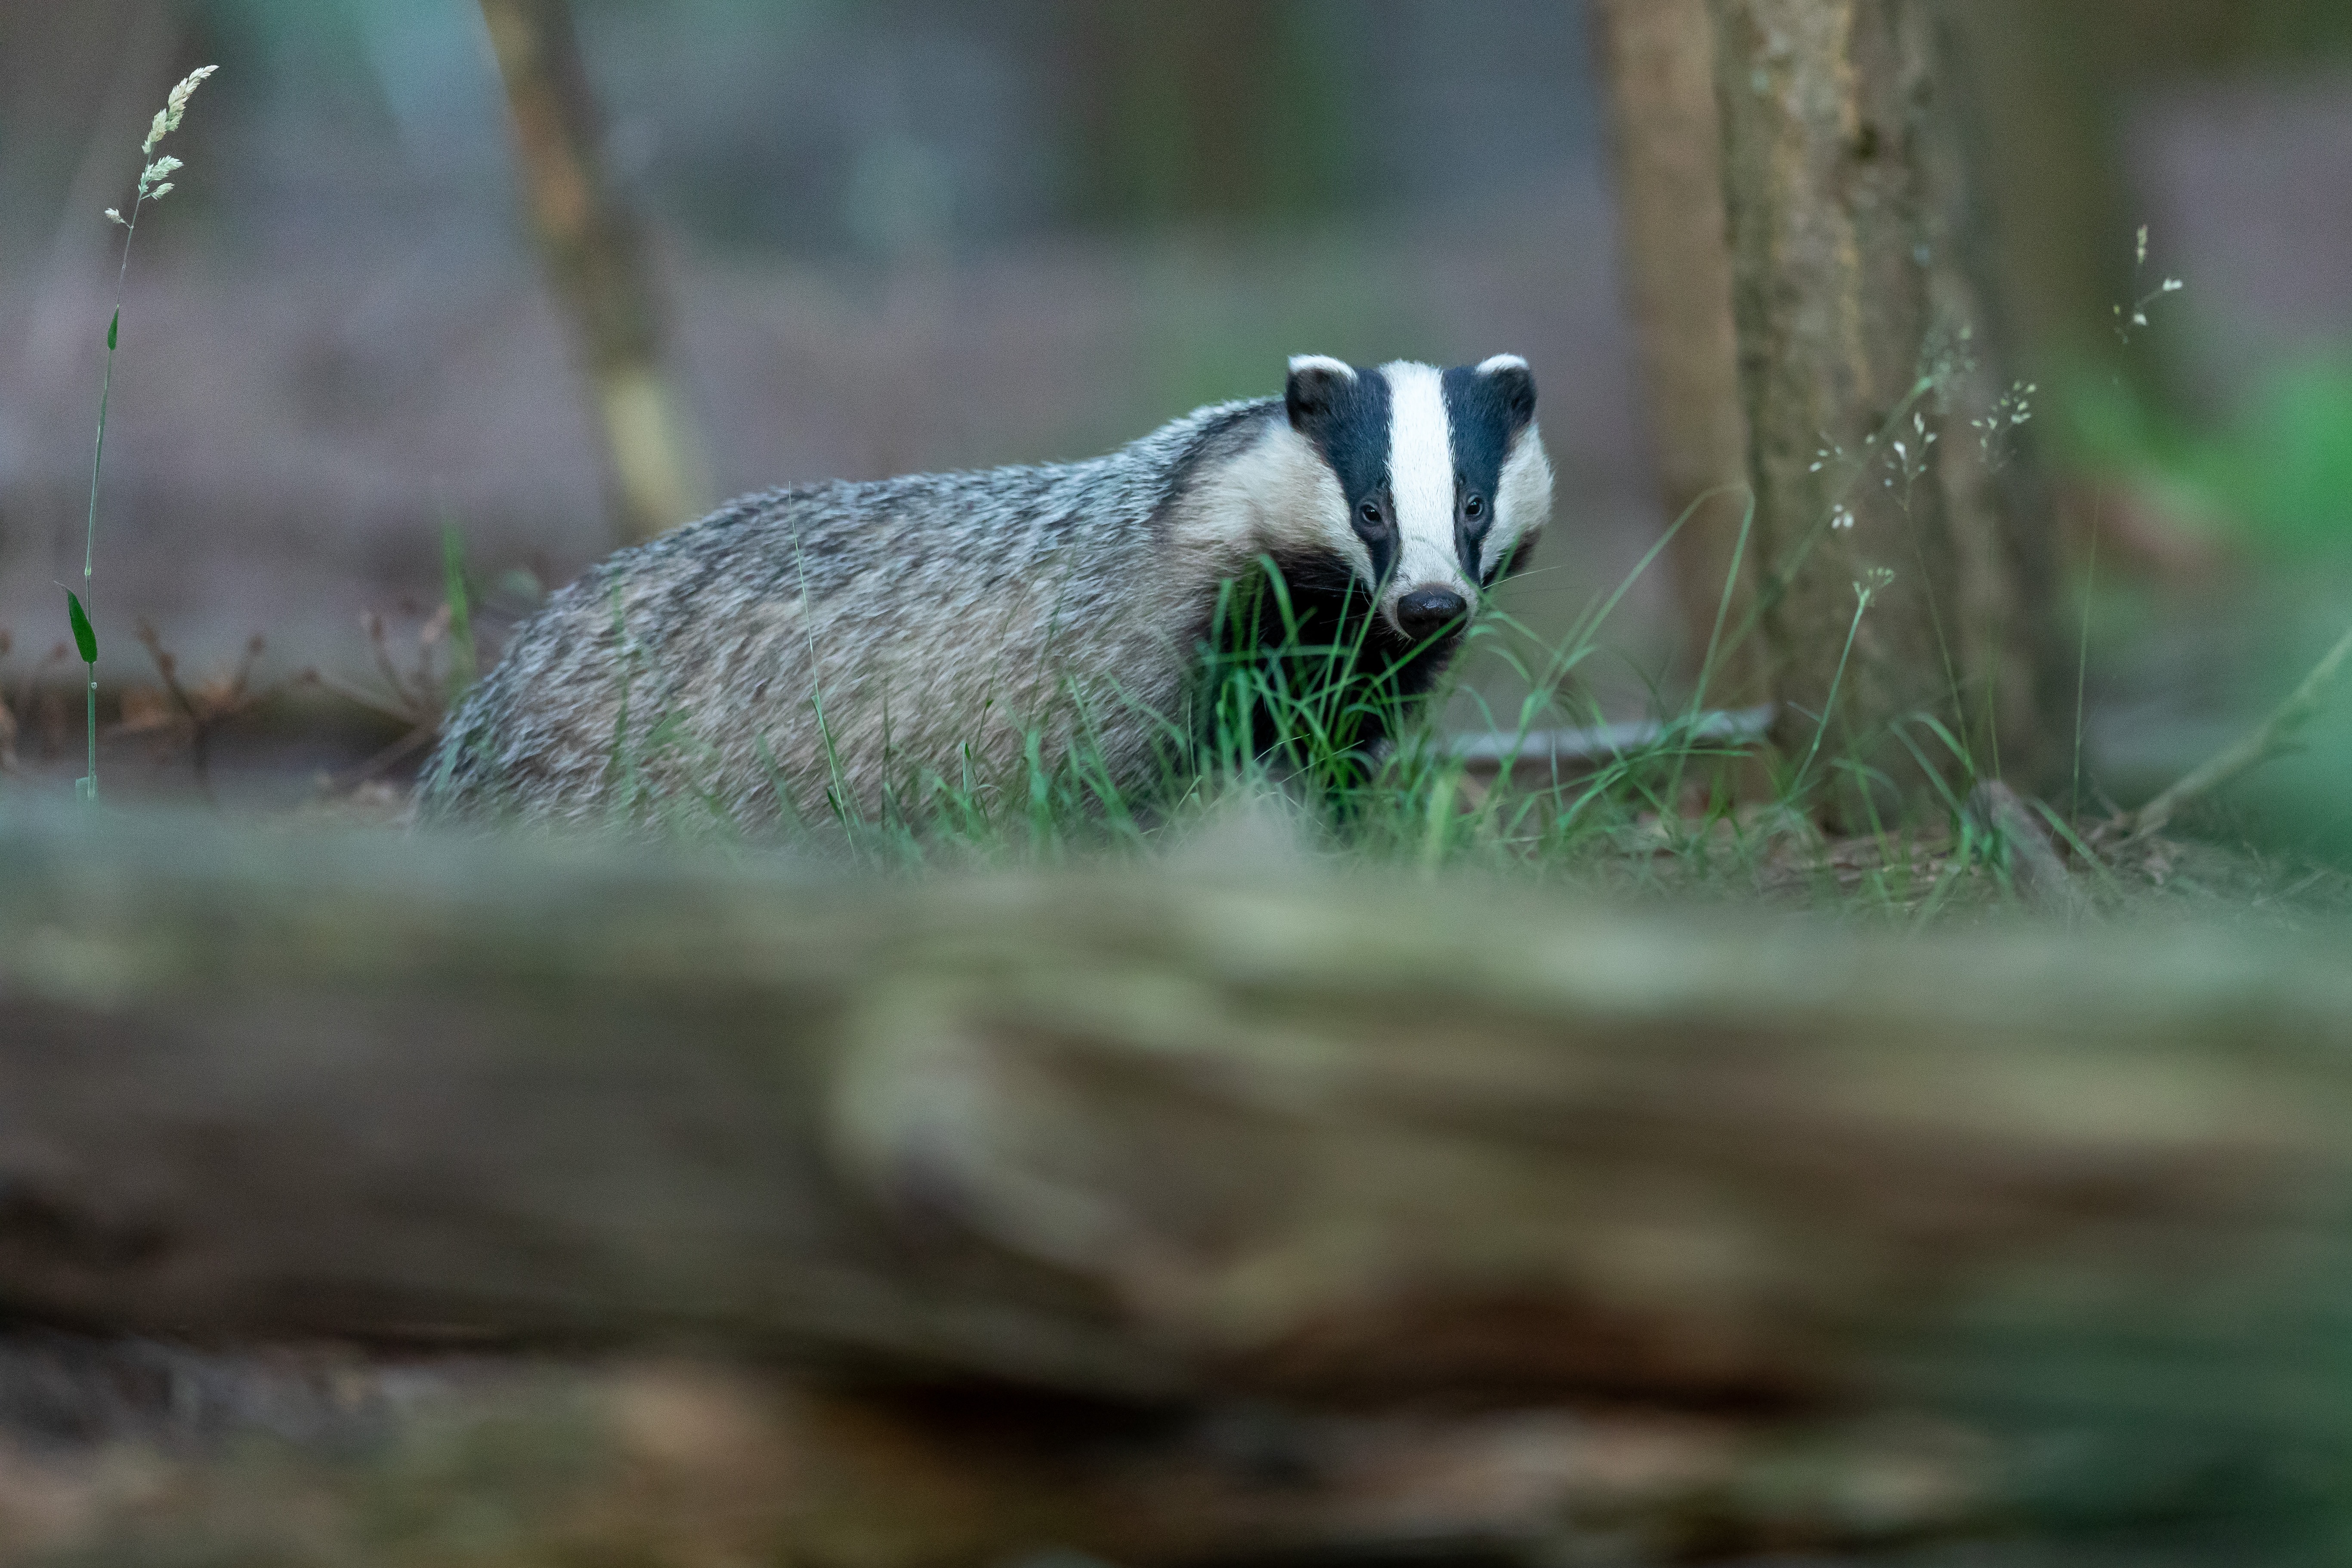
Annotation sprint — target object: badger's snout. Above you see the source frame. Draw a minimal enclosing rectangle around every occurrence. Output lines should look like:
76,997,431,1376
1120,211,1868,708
1394,585,1469,643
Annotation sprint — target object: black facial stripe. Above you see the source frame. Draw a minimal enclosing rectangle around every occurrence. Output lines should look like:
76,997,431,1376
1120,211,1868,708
1443,365,1532,580
1461,509,1494,585
1287,362,1395,584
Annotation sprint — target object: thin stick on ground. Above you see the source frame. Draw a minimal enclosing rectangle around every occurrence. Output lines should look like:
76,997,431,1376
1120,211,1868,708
0,630,17,775
2116,616,2352,841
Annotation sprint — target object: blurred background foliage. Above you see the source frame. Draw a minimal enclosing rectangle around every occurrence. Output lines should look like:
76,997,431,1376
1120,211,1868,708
2,0,2352,850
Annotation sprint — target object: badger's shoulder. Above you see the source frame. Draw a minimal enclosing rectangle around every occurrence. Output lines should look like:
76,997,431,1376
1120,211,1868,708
1131,396,1284,475
1150,396,1344,566
515,396,1302,645
648,396,1285,553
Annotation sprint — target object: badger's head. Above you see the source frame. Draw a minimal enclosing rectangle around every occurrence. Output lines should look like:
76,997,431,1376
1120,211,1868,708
1280,354,1553,648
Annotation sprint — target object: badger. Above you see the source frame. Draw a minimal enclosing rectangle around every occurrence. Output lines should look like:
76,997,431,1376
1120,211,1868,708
417,355,1552,828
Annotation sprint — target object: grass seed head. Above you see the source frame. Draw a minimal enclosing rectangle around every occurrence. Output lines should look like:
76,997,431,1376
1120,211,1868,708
143,65,217,156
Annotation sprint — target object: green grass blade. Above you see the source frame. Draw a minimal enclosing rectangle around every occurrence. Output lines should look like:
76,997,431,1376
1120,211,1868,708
65,591,97,665
441,519,478,696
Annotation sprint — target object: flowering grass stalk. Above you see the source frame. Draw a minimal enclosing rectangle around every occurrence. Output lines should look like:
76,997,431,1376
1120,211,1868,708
1790,567,1894,804
72,64,215,802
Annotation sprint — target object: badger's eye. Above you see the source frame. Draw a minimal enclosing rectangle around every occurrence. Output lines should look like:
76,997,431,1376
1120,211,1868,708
1357,500,1385,528
1464,495,1486,520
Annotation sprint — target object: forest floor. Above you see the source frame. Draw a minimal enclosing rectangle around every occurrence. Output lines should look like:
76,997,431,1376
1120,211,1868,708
7,700,2349,927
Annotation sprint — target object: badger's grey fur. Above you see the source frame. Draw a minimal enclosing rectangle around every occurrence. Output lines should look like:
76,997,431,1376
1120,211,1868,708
418,355,1553,827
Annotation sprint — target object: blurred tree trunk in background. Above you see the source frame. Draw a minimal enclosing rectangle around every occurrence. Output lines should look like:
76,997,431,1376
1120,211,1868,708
1708,0,2061,826
478,0,710,546
1588,0,1760,718
1947,0,2138,390
6,0,186,384
1060,0,1344,230
1943,0,2352,400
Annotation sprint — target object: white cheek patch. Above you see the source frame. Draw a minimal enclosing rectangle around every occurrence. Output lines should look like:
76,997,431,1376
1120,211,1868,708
1380,361,1469,594
1485,424,1556,580
1251,423,1367,569
1178,420,1372,581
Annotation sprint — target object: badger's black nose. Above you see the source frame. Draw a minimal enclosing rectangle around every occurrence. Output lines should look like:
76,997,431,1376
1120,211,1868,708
1395,587,1469,643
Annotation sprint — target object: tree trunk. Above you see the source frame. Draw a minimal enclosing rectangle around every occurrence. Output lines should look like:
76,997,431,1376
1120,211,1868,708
1588,0,1759,711
478,0,710,546
1708,0,2060,824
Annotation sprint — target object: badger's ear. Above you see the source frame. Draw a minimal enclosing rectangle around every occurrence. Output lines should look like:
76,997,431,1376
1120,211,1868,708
1477,353,1537,430
1286,354,1357,433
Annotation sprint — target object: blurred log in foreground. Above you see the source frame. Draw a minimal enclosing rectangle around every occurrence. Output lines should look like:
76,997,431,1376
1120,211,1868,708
0,1338,2004,1566
478,0,710,544
3,808,2352,1558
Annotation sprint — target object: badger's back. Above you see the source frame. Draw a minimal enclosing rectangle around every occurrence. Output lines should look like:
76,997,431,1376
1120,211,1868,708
419,399,1284,827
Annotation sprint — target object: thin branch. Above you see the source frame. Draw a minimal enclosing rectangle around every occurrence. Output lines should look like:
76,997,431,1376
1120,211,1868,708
333,721,441,791
2116,616,2352,841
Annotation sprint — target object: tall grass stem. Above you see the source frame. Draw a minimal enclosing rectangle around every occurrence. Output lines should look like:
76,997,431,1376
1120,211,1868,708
72,64,216,804
1793,578,1882,801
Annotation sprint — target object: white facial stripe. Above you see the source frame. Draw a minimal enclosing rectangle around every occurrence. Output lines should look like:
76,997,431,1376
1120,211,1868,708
1380,361,1465,594
1487,424,1555,578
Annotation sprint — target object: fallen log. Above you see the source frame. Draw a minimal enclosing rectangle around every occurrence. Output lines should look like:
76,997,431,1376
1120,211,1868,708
0,804,2349,1553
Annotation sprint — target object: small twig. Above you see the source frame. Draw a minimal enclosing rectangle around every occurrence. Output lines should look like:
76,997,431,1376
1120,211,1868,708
228,632,266,705
136,619,198,721
134,616,208,797
0,628,17,776
334,721,442,792
313,669,427,728
18,643,73,760
363,611,421,718
131,624,297,800
412,602,453,710
2116,617,2352,841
